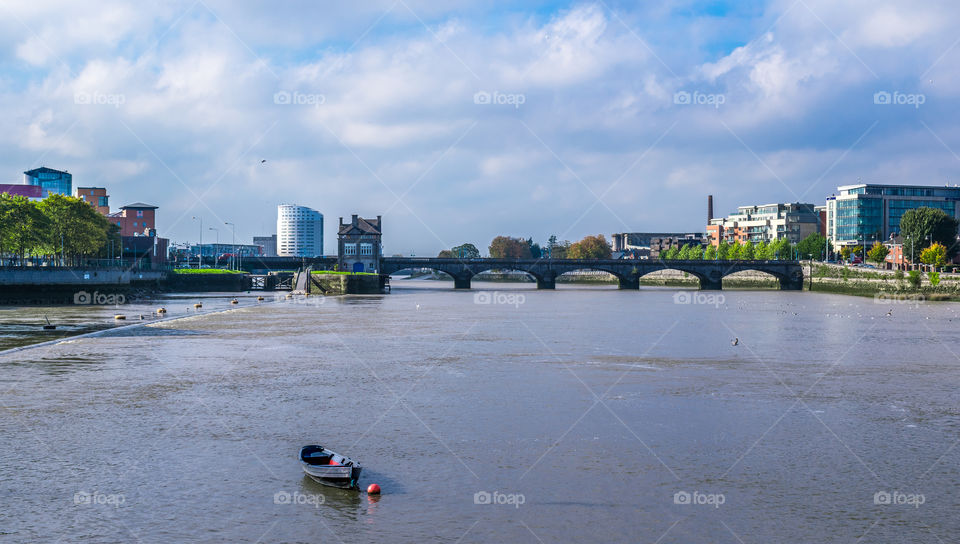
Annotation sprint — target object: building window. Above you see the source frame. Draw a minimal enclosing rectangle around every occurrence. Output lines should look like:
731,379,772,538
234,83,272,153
344,243,357,256
360,243,373,256
137,210,144,218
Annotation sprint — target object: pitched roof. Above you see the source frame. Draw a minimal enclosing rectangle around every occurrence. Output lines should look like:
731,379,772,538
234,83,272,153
338,216,381,235
120,202,159,209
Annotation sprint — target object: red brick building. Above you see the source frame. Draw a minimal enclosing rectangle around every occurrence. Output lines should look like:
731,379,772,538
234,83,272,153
74,187,110,215
108,202,158,237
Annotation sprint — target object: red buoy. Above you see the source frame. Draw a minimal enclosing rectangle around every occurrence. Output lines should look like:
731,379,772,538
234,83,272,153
367,483,381,494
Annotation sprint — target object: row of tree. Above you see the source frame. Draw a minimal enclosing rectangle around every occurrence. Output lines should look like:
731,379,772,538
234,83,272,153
436,207,959,264
438,234,616,260
0,194,119,264
660,236,812,261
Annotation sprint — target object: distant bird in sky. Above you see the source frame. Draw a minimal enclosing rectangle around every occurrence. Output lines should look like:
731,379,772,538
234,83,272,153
260,159,267,164
731,338,739,346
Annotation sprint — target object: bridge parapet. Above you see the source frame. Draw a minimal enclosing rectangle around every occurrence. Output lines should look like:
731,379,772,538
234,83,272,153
380,258,803,291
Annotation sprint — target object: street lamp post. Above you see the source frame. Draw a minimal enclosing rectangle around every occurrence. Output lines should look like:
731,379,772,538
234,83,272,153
225,222,236,271
192,216,202,269
209,227,219,266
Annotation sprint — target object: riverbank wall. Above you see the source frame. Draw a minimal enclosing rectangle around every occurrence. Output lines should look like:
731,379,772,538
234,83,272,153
304,272,386,295
0,269,165,305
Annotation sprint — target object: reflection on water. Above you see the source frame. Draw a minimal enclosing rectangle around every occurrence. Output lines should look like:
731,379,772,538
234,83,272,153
0,283,958,542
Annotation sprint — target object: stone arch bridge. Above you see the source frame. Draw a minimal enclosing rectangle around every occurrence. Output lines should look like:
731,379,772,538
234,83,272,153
379,258,804,290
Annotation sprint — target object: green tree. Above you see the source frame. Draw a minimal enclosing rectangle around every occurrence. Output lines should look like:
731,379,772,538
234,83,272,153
676,244,691,260
451,243,480,259
727,240,742,260
920,242,948,267
489,236,532,259
688,244,704,260
796,233,827,260
1,195,49,262
900,207,960,261
716,241,730,260
438,249,455,258
37,194,111,265
660,247,678,260
740,241,755,260
770,238,793,260
546,235,570,259
525,238,542,259
867,242,889,266
840,246,852,262
928,271,941,286
703,244,718,260
907,270,922,289
755,240,771,260
567,234,612,259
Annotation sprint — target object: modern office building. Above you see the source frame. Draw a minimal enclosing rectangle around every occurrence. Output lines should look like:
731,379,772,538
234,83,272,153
825,183,960,247
23,167,72,196
74,187,110,215
253,235,278,257
277,204,323,257
707,202,821,246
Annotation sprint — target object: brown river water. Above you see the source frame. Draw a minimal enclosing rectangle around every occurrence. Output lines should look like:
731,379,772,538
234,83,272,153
1,281,958,542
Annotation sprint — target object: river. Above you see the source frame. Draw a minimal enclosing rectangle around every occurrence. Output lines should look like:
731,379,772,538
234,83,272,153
1,281,957,542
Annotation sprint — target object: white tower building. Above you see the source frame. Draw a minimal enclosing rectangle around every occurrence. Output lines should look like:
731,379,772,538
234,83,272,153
277,204,323,257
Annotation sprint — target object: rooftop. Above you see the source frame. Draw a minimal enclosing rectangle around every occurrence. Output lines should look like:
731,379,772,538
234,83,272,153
120,202,159,209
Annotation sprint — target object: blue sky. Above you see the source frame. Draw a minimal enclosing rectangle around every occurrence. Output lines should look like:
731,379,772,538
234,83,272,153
1,0,958,255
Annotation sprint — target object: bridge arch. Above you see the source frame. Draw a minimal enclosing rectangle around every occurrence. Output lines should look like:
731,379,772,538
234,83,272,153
635,266,710,289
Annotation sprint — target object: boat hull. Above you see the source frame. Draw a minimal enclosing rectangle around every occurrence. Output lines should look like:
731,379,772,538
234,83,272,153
299,445,363,490
303,465,363,489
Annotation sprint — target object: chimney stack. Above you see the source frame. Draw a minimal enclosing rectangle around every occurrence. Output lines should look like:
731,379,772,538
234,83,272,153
351,214,358,226
707,195,714,223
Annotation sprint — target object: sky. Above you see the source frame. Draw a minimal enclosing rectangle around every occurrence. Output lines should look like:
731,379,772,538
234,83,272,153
1,0,958,256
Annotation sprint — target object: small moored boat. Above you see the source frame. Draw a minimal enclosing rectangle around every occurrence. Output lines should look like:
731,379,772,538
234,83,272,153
300,445,362,490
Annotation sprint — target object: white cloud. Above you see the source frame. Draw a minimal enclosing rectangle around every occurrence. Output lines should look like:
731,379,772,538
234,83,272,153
1,1,959,253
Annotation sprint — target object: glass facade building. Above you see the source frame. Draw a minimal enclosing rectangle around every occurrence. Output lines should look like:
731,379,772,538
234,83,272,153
277,204,323,257
825,184,960,246
23,167,72,196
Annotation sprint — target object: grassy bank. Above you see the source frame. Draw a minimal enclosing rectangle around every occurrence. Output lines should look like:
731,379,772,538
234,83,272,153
172,268,244,274
311,270,378,276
